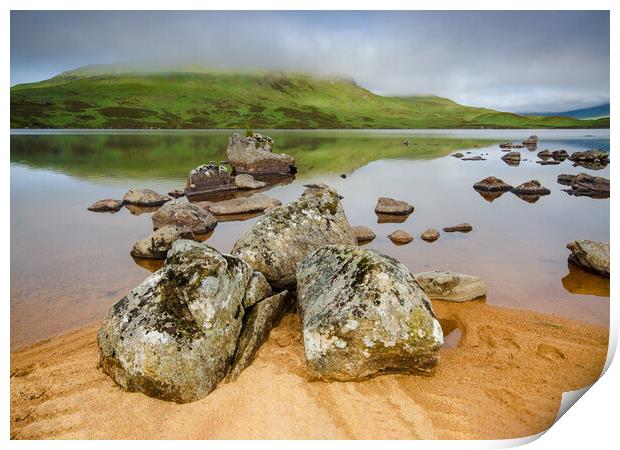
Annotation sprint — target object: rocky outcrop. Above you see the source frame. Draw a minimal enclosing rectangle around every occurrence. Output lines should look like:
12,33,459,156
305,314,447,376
123,189,171,207
234,174,267,190
421,229,440,242
558,173,610,198
152,200,217,234
206,194,281,216
88,199,123,212
413,271,486,302
130,225,194,259
232,185,356,288
567,240,609,277
569,149,609,170
297,245,443,381
227,133,296,174
511,180,551,196
375,197,414,215
185,164,236,198
443,223,472,233
351,226,376,244
473,176,512,192
388,230,413,244
501,151,521,165
97,241,279,402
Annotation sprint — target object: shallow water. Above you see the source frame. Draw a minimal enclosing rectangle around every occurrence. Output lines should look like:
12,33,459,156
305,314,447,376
10,129,610,348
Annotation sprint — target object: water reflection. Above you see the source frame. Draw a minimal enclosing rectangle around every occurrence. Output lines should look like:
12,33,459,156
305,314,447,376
561,263,610,297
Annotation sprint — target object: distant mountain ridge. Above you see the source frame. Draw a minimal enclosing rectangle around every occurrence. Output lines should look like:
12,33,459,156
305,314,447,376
523,103,610,120
10,65,610,129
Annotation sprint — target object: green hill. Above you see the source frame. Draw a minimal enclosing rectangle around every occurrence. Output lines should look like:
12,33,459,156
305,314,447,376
10,66,610,129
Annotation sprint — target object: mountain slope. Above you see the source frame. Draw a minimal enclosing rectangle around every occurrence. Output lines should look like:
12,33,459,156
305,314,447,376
524,103,610,120
10,67,610,129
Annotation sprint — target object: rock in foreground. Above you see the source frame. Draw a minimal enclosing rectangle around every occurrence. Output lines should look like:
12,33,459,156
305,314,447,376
152,200,217,234
122,188,171,207
227,133,296,174
232,185,356,288
414,271,486,302
130,225,194,259
375,197,414,215
297,245,443,381
88,199,123,212
567,240,609,277
98,240,278,402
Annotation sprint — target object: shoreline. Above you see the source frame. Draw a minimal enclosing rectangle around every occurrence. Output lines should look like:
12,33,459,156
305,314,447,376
11,300,608,440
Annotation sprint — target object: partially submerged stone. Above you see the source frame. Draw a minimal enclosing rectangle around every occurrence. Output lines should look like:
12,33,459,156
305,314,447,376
234,174,267,190
451,152,464,158
559,173,610,198
421,229,440,242
88,198,123,212
569,150,609,170
122,188,171,207
537,150,553,159
97,241,274,403
185,164,236,198
351,226,376,244
152,200,217,234
388,230,414,244
130,225,194,259
501,151,521,165
375,197,414,215
227,133,296,174
511,180,551,196
552,150,569,161
567,240,609,277
414,271,486,302
522,135,539,145
232,185,356,288
443,223,472,233
297,245,443,381
207,194,281,216
473,176,513,192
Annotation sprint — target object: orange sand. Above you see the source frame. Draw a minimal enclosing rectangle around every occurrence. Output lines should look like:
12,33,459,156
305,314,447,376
10,300,608,440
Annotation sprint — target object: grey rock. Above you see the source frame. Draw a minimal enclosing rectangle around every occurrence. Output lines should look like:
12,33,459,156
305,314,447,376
351,226,376,244
207,194,281,216
567,240,609,277
414,271,486,302
88,198,123,212
152,200,217,234
443,223,472,233
130,225,194,259
297,245,443,381
234,174,267,190
232,185,356,288
375,197,414,215
122,188,171,207
227,133,296,174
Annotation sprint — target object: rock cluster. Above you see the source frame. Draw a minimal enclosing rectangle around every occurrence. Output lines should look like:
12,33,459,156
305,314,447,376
388,230,414,244
558,173,610,198
568,150,609,170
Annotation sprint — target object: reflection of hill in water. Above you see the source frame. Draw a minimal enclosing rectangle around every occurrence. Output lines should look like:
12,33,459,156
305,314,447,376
10,132,497,184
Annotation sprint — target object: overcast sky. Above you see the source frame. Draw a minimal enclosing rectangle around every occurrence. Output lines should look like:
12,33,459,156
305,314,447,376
10,10,610,112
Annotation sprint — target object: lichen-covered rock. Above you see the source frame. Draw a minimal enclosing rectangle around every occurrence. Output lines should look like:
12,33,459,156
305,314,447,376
375,197,414,215
122,188,171,206
130,225,194,259
351,226,376,244
413,271,486,302
567,240,609,277
569,150,609,170
242,272,272,308
225,291,290,382
207,194,281,215
235,174,267,190
88,198,123,212
227,133,296,174
185,164,236,197
152,200,217,234
297,245,443,381
97,240,273,402
232,186,356,288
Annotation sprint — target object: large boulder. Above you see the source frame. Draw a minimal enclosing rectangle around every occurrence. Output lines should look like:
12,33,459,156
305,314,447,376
122,188,171,207
227,133,296,174
98,241,282,402
152,200,217,234
297,245,443,381
232,186,356,288
130,225,194,259
185,164,236,198
413,271,486,302
567,240,609,277
207,194,281,216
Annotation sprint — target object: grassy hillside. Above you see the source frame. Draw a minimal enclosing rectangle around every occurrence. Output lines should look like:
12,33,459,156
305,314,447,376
10,66,610,129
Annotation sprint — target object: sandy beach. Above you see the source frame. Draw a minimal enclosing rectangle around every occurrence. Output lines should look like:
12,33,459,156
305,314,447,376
10,300,608,440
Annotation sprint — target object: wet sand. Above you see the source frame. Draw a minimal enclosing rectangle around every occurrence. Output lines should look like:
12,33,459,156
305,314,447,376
10,300,608,440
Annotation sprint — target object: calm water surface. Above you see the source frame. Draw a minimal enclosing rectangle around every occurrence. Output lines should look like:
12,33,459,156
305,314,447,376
10,129,610,348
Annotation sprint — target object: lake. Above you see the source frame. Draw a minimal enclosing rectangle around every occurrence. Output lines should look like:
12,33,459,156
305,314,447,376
10,129,610,349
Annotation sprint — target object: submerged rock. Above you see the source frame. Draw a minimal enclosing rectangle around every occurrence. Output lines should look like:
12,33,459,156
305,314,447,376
152,200,217,234
375,197,414,215
234,174,267,190
227,133,296,174
130,225,194,259
207,194,281,216
511,180,551,196
123,188,171,207
567,240,609,277
388,230,414,244
351,226,376,244
97,241,275,402
443,223,472,233
413,271,486,302
559,173,610,198
297,245,443,381
185,164,236,198
88,199,123,212
421,229,440,242
232,185,356,288
536,160,561,165
473,176,513,192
